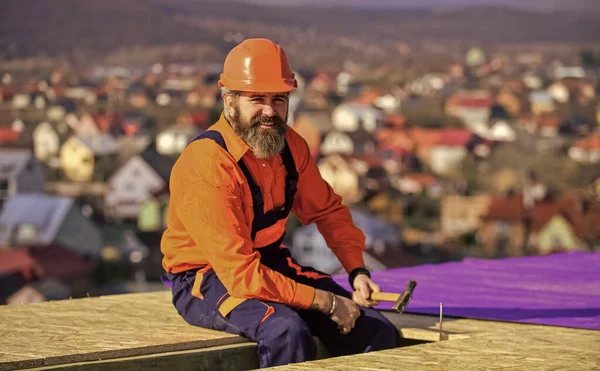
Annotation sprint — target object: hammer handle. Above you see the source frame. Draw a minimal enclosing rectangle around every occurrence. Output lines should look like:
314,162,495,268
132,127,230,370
370,292,400,302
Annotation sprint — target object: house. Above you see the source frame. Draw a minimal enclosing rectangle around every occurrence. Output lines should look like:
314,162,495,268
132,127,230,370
407,128,441,165
46,105,67,122
488,120,516,142
118,113,156,137
547,81,570,104
100,225,151,267
394,173,442,197
127,82,154,108
320,131,354,156
0,150,46,210
304,72,333,109
440,195,491,238
0,243,94,304
491,168,519,194
156,124,201,156
553,66,585,80
0,85,17,103
496,88,522,116
185,86,219,108
529,91,555,115
176,111,210,130
472,120,516,142
116,135,153,164
528,202,586,255
291,210,401,274
429,129,473,176
0,126,22,147
479,196,530,257
317,154,361,203
32,121,73,165
60,134,119,182
331,103,384,133
64,113,98,136
445,90,494,127
0,194,102,258
291,111,332,157
366,191,404,225
138,186,169,232
568,134,600,163
478,196,586,258
320,129,377,156
105,147,174,220
536,114,562,138
12,93,31,109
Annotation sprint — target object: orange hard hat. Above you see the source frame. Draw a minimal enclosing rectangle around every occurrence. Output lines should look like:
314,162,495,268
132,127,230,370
218,38,297,93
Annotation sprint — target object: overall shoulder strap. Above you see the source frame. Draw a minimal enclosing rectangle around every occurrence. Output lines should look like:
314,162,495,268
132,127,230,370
191,130,228,151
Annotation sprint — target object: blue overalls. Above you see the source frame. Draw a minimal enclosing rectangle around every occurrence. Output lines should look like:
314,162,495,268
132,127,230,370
166,130,400,368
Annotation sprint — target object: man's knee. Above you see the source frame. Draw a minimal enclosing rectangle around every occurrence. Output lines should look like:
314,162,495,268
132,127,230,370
259,314,317,365
360,309,401,350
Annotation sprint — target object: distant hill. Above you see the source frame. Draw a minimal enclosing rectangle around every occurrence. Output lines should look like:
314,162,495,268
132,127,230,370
234,0,600,12
1,0,599,64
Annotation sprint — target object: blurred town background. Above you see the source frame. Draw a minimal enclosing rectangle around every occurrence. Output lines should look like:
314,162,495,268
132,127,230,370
1,0,600,304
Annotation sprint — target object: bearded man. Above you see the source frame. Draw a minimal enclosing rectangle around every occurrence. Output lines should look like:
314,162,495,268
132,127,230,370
161,38,400,368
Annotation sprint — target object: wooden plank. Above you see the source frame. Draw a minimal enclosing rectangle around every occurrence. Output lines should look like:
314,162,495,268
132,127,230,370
23,339,333,371
25,343,259,371
0,291,249,370
266,312,600,370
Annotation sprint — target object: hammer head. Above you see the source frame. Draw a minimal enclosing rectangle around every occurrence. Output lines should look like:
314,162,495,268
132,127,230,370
392,279,417,313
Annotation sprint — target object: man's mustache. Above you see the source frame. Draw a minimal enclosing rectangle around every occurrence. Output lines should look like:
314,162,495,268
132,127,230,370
251,115,285,128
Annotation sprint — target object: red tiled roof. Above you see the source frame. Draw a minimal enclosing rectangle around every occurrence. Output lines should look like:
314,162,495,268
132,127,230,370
573,134,600,150
0,249,43,281
385,114,406,128
483,196,586,236
407,128,441,148
483,196,524,220
455,97,494,108
437,129,473,147
404,173,439,186
537,114,562,128
189,112,208,127
0,127,21,143
28,245,93,279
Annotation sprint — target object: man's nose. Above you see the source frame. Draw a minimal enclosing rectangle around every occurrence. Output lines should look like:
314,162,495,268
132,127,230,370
262,104,276,117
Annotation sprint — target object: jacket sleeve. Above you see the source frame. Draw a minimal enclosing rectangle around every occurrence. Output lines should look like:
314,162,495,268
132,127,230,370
289,132,366,272
175,168,315,309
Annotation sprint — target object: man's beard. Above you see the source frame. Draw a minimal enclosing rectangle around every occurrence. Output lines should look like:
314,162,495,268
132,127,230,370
230,108,287,159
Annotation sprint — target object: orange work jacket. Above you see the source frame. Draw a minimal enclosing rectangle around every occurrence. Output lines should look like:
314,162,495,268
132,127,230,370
161,113,366,309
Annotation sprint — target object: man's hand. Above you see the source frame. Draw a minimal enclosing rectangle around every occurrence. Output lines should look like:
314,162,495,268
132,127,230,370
352,274,381,307
330,295,361,335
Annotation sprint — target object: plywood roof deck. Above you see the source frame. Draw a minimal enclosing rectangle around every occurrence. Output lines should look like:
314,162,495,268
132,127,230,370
0,291,246,370
1,291,598,371
267,311,600,370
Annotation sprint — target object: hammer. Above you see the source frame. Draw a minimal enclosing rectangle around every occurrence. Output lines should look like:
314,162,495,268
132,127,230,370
370,279,417,313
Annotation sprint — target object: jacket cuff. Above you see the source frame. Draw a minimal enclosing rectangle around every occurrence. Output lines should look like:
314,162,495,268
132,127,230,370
291,283,316,309
341,253,365,274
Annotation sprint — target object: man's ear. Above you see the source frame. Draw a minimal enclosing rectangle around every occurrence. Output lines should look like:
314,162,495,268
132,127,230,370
223,93,234,111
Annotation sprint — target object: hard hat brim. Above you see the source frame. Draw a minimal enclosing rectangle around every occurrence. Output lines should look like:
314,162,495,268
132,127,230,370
219,76,297,93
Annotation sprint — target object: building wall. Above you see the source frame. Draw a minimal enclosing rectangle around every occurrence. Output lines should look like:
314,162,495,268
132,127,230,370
531,215,580,254
15,159,46,194
55,207,102,259
441,195,491,237
105,156,165,219
480,221,525,257
430,146,467,176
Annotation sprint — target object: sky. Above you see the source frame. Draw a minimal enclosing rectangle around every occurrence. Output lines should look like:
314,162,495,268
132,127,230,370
228,0,599,11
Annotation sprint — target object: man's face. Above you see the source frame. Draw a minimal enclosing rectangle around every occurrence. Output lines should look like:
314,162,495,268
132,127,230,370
226,92,289,159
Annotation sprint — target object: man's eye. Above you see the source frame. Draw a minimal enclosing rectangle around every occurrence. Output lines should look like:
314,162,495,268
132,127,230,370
251,98,263,102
